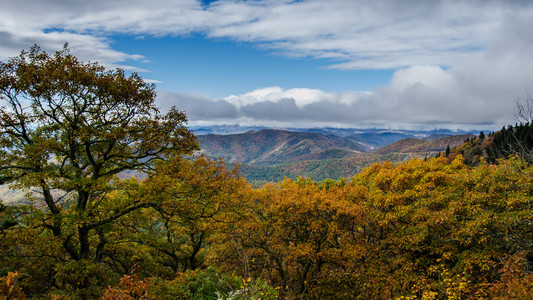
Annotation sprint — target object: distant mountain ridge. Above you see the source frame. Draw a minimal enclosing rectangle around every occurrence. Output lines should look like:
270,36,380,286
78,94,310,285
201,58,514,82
191,125,475,138
197,128,475,184
198,129,367,165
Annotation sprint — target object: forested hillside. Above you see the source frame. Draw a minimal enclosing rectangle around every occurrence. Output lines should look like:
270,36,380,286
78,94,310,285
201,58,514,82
4,154,532,299
198,130,471,184
375,134,471,155
264,134,470,185
451,123,533,166
198,129,368,164
1,48,532,299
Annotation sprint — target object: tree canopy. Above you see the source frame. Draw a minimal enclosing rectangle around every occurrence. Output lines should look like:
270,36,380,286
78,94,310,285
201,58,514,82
1,47,532,299
0,45,198,298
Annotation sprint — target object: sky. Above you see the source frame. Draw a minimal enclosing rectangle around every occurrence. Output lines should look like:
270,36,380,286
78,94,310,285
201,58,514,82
1,0,533,130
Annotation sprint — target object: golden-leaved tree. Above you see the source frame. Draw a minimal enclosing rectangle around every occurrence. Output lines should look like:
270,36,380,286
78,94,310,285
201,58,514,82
0,45,197,298
215,156,533,299
109,156,248,276
1,45,532,300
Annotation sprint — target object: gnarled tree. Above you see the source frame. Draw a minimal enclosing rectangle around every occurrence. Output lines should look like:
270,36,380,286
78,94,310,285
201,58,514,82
0,45,198,297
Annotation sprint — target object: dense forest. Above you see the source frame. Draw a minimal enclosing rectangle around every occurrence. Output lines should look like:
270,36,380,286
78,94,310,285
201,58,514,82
1,47,532,299
450,123,533,167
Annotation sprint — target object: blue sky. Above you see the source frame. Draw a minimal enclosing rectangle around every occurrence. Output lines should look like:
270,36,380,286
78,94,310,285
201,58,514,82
1,0,533,129
111,35,394,97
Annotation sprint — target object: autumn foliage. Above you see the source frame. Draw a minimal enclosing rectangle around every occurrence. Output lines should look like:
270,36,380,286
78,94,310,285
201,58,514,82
1,47,532,299
2,149,533,299
214,155,532,299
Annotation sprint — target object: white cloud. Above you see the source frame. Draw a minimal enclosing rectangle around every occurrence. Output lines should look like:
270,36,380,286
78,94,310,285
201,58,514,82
2,0,533,128
2,0,531,70
156,90,238,120
161,49,533,128
224,87,341,108
143,79,162,84
0,30,145,70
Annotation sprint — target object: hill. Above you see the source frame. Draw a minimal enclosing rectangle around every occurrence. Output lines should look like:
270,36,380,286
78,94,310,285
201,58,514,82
238,152,410,185
375,134,472,155
197,129,474,184
198,129,368,165
451,124,533,165
374,138,427,154
346,131,418,149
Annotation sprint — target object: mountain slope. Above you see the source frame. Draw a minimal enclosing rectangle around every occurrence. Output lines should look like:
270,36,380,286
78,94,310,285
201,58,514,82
239,152,409,185
197,129,475,185
375,134,471,154
346,131,416,149
374,138,427,154
198,129,369,165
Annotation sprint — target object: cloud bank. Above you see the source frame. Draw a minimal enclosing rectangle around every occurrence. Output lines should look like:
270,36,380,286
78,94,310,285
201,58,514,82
2,0,531,70
158,13,533,130
2,0,533,128
158,61,529,129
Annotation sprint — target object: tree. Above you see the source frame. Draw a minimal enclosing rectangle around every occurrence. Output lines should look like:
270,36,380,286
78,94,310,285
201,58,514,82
219,177,360,298
112,156,247,276
0,45,198,297
513,91,533,124
507,92,533,162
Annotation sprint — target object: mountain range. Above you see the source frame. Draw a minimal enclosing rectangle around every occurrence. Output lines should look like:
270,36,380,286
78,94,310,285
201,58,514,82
197,129,367,165
196,127,476,184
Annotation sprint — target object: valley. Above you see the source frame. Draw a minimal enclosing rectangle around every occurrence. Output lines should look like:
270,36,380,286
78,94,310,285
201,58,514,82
196,127,475,184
